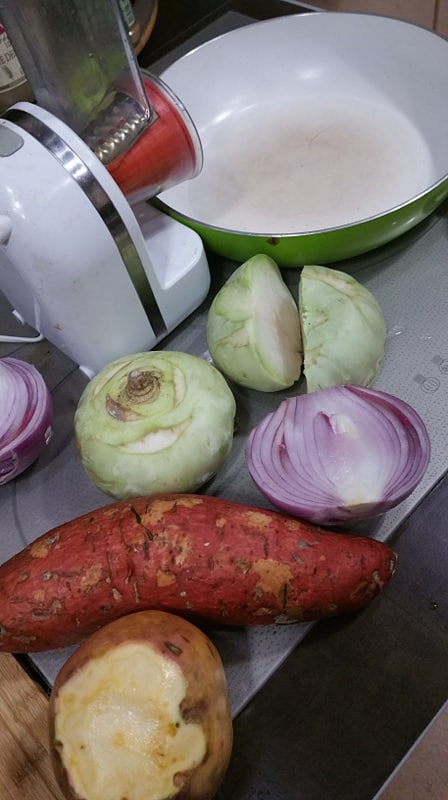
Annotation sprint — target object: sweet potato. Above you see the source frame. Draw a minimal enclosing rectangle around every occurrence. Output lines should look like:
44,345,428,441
0,494,397,652
49,610,232,800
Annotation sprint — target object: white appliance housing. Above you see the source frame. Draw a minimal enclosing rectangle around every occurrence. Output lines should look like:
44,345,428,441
0,101,210,375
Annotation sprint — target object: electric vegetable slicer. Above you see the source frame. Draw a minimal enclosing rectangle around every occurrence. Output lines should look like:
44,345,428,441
0,0,210,376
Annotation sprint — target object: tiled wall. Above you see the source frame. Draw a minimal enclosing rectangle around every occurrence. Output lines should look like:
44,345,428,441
314,1,448,37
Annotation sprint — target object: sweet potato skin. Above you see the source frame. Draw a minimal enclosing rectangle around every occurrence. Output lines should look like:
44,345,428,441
0,494,397,652
49,610,233,800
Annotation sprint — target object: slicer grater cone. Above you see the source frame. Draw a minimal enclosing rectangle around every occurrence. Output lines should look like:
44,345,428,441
83,90,154,165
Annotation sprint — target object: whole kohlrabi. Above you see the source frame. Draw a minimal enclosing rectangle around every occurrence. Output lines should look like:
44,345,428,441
74,351,236,500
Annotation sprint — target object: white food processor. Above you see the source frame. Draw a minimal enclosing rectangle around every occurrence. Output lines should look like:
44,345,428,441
0,0,209,376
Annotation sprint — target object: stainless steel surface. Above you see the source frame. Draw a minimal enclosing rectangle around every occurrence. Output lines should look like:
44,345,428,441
83,91,152,165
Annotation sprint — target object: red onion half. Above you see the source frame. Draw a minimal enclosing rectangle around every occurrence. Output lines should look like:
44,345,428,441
0,357,53,485
245,385,431,525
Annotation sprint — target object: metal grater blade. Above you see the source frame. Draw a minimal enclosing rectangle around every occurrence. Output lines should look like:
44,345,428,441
83,91,153,165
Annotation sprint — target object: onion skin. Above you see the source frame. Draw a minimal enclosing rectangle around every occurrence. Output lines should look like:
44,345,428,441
74,351,236,500
49,611,232,800
0,357,53,485
245,384,431,525
0,494,396,652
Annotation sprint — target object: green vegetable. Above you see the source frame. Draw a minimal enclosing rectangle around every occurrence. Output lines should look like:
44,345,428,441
299,264,386,392
74,351,236,500
206,254,302,392
69,57,108,118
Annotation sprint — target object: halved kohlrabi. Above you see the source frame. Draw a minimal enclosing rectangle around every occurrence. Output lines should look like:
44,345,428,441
206,254,302,392
299,264,387,393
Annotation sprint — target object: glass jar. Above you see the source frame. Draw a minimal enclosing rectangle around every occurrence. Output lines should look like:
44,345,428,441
119,0,141,47
0,20,33,113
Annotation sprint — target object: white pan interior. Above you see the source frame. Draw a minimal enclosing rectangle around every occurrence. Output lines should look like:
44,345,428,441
159,13,448,235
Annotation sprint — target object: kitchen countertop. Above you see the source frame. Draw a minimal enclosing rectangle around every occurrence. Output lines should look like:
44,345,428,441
1,2,448,799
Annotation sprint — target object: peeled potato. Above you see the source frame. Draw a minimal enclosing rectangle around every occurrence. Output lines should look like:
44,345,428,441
49,610,233,800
